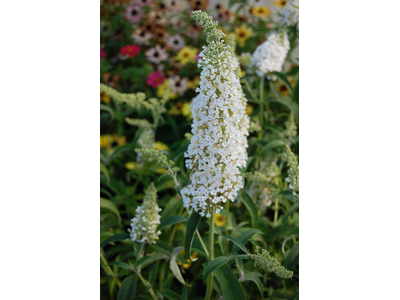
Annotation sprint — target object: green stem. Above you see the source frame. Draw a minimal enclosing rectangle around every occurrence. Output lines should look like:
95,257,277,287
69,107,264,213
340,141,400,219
205,206,215,300
100,250,121,287
273,197,280,227
137,273,158,300
255,76,265,169
196,229,210,257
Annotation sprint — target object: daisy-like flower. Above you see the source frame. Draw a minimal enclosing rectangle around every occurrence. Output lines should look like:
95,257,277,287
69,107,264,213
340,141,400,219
169,75,188,95
145,45,168,64
281,0,299,28
125,5,143,23
175,46,198,66
189,0,209,11
100,49,107,59
250,31,290,79
233,24,253,47
213,7,234,22
120,44,141,58
131,28,153,46
165,34,185,51
148,9,167,26
273,0,287,9
250,6,271,17
181,11,249,217
146,71,165,88
165,0,184,11
128,183,162,244
153,25,167,43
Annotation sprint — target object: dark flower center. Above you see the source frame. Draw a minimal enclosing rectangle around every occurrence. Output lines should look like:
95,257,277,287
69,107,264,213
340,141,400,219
131,10,137,16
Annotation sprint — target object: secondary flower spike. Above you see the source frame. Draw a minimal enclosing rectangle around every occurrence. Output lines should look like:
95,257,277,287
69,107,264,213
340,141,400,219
250,30,289,79
181,11,249,217
128,183,162,244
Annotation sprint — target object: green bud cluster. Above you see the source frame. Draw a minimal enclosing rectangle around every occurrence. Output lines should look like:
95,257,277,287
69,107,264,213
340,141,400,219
245,171,270,184
284,113,297,146
249,121,262,133
135,148,180,176
100,83,152,110
249,246,294,279
125,118,152,128
191,11,225,44
284,145,299,193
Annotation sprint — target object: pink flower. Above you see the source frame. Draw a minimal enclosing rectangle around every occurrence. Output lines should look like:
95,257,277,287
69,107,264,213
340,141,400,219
125,5,142,24
195,52,200,61
120,45,141,58
146,71,165,88
100,49,107,59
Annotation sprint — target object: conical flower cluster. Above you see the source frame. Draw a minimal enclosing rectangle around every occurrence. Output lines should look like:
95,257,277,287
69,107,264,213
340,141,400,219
181,11,249,217
128,183,162,244
250,31,290,79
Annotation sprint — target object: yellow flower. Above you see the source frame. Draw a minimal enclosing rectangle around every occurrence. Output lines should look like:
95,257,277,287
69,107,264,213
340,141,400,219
181,103,191,117
111,134,127,147
273,0,287,9
175,46,198,66
214,213,227,228
177,251,198,269
276,77,297,97
251,6,271,17
187,76,200,90
246,105,254,116
234,24,253,47
155,141,169,151
156,168,167,174
157,79,177,99
100,90,110,103
125,162,140,170
240,70,246,78
100,135,109,148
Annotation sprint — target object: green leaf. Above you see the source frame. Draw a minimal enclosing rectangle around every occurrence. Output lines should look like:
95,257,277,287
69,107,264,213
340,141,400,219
203,256,230,281
158,215,188,231
260,139,286,156
170,246,186,285
100,198,121,224
181,282,188,300
282,202,299,226
239,272,264,298
184,212,201,259
214,264,246,300
284,242,299,270
231,229,264,253
239,191,258,228
162,289,181,300
117,274,138,300
272,71,294,93
107,261,131,269
223,236,248,254
100,233,130,248
134,253,167,269
100,104,114,121
100,162,110,184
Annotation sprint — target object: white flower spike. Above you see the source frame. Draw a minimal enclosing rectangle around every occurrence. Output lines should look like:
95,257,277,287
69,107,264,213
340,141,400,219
181,11,249,217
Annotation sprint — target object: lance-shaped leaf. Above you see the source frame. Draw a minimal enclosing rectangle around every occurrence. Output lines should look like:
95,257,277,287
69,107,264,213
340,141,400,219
170,247,186,285
203,256,230,281
184,212,201,259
